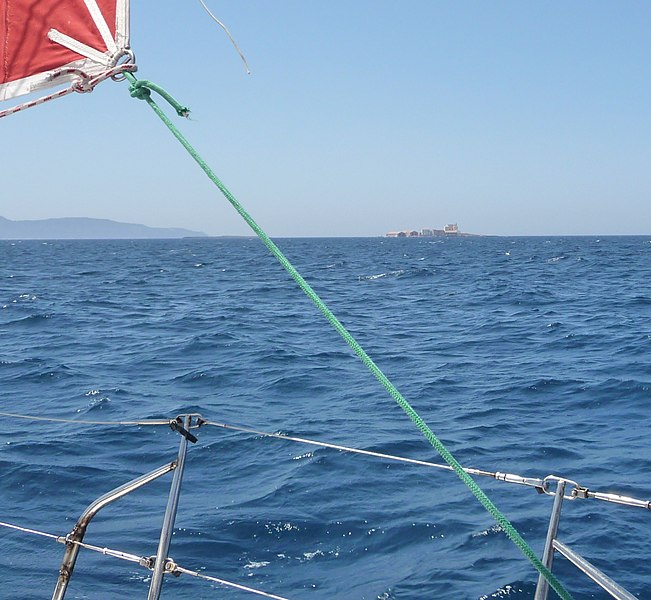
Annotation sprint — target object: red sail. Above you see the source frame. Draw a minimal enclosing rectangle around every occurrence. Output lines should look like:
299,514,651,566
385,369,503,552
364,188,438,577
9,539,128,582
0,0,129,101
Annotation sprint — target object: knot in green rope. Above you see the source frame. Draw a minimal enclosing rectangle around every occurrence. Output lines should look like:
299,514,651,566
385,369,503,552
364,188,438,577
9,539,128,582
129,82,151,101
126,75,190,118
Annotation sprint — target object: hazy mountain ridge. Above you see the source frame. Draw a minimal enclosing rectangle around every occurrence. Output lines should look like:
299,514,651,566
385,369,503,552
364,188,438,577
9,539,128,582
0,216,206,240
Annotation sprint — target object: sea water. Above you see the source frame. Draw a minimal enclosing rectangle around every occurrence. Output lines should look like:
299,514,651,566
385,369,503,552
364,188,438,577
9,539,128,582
0,236,649,599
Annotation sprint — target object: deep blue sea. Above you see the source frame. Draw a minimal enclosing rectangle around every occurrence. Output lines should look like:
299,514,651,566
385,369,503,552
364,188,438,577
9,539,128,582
1,236,650,600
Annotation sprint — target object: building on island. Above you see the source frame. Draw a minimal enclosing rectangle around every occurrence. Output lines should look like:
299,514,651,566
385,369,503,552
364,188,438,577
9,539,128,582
385,230,423,238
385,225,461,237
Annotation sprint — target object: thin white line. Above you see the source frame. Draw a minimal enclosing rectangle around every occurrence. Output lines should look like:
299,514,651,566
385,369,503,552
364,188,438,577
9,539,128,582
48,29,110,65
196,0,251,74
0,520,62,541
176,566,291,600
0,411,169,426
205,420,470,473
83,0,119,54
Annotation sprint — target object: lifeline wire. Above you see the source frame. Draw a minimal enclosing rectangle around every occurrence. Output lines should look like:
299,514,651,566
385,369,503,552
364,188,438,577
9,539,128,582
208,421,651,510
0,519,290,599
0,520,62,542
3,407,647,509
124,74,573,600
71,540,292,600
206,420,500,479
174,566,290,600
0,411,170,426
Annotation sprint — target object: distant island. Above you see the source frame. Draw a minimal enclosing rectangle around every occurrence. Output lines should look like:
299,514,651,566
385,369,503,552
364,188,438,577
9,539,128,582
386,224,477,237
0,216,206,240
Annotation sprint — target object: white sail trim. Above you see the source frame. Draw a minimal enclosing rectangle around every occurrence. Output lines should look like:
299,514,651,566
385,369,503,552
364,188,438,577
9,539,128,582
47,29,112,66
0,57,104,102
0,1,131,104
115,0,130,50
83,0,119,55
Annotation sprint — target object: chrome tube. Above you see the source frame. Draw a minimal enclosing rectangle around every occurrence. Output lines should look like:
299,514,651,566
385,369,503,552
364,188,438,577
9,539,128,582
534,479,565,600
553,540,637,600
51,462,176,600
588,490,651,510
147,416,191,600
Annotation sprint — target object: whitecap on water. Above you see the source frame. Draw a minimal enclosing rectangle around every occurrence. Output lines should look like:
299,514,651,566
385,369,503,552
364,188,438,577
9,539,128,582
89,396,110,408
264,522,300,533
472,523,504,538
12,294,37,302
244,560,270,569
358,270,405,281
77,394,111,411
478,584,523,598
292,451,314,460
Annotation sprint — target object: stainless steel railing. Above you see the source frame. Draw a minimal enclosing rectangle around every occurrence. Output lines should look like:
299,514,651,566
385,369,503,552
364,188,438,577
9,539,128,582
0,412,640,599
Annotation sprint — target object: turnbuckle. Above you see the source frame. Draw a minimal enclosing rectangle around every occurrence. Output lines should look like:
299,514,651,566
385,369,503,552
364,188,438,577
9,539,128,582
141,556,181,576
542,475,589,500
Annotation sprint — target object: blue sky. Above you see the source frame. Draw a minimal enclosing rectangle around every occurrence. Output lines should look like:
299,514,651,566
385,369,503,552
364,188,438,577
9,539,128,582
2,1,650,236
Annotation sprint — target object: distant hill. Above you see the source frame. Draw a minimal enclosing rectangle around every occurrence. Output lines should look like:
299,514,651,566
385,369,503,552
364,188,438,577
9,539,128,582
0,216,206,240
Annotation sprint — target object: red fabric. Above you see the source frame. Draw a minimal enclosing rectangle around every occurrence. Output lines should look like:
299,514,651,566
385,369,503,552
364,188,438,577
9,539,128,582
1,0,117,85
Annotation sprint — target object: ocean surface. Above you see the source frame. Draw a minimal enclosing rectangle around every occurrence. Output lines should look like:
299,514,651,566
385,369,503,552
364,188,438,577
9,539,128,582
1,236,650,600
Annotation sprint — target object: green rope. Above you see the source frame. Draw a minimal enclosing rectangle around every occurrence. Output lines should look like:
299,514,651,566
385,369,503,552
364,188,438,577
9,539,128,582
129,79,190,117
125,73,572,600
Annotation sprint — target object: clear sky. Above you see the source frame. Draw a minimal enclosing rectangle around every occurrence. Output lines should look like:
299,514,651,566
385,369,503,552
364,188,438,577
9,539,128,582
2,1,650,236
